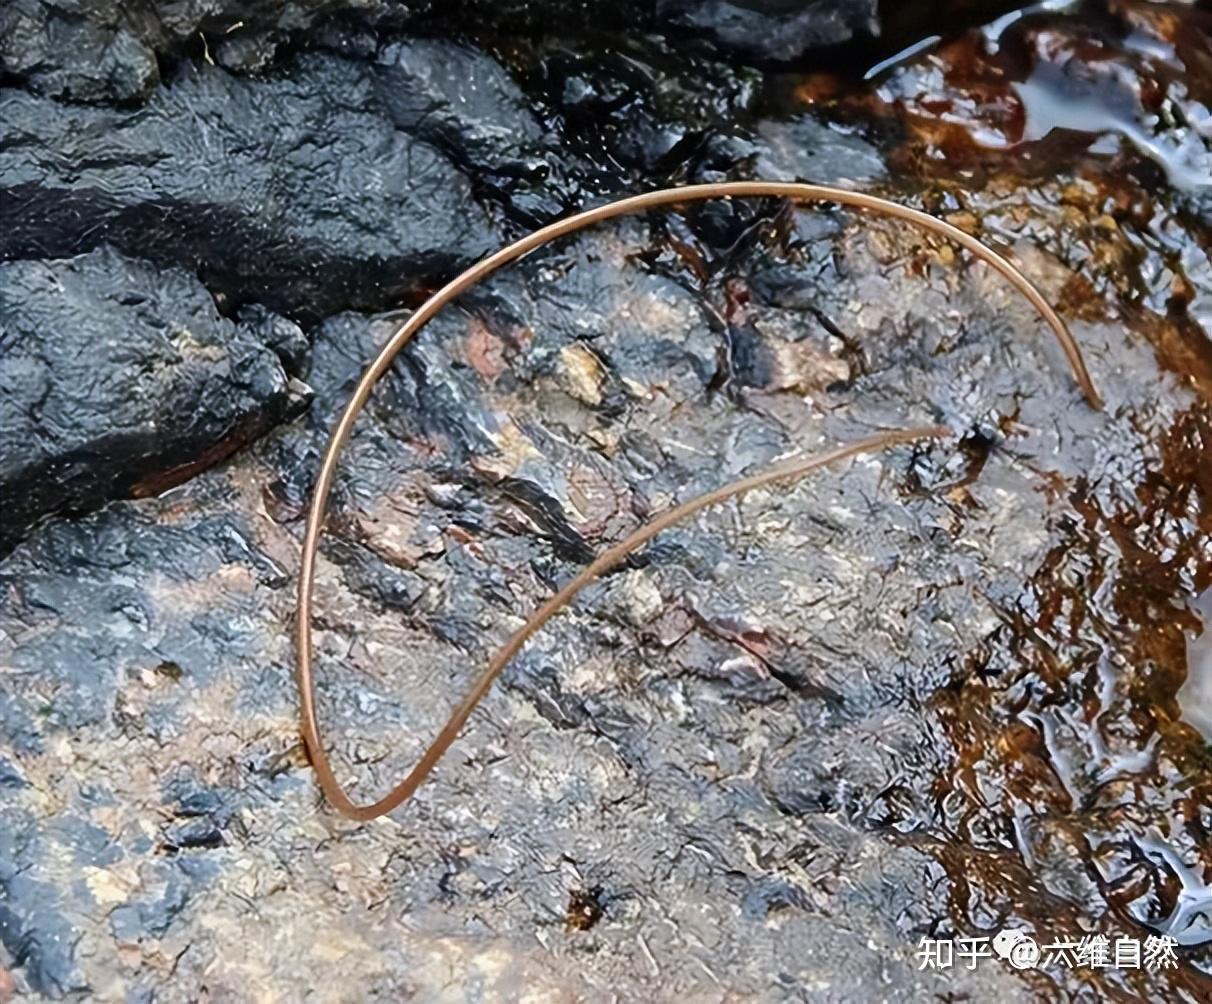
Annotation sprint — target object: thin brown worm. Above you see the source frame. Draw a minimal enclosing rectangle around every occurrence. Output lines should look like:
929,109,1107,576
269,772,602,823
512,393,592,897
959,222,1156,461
296,182,1104,821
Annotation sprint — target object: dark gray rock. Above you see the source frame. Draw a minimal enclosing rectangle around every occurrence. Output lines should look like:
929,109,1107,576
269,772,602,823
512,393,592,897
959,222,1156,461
162,818,224,852
372,38,575,222
751,115,887,183
0,811,87,999
520,33,761,182
0,887,82,999
656,0,878,63
0,0,396,102
0,757,26,789
107,865,190,942
0,54,498,321
764,735,871,818
0,0,162,104
374,39,548,175
0,247,307,554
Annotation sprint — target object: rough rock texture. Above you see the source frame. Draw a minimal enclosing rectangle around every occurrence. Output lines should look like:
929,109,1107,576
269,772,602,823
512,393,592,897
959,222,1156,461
0,53,498,321
656,0,878,62
0,0,393,101
2,1,1211,1001
0,0,885,107
0,0,1029,111
0,248,308,553
370,38,577,223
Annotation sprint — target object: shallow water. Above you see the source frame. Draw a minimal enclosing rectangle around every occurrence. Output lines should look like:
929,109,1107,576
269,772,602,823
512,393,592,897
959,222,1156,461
775,1,1212,994
1181,588,1212,739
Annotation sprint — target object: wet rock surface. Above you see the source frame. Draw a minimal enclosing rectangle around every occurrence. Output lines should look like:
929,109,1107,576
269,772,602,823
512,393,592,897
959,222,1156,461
2,1,1211,1001
657,0,877,63
0,51,498,322
0,248,308,554
0,0,395,101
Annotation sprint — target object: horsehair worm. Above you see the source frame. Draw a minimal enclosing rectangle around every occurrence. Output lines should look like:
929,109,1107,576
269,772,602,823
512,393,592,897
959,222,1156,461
296,181,1104,821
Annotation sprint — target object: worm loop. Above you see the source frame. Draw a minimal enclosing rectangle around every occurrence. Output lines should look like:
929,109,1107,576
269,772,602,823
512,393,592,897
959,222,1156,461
296,183,1102,820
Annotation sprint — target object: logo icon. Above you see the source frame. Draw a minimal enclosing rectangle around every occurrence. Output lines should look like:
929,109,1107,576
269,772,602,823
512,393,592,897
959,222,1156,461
993,929,1040,970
